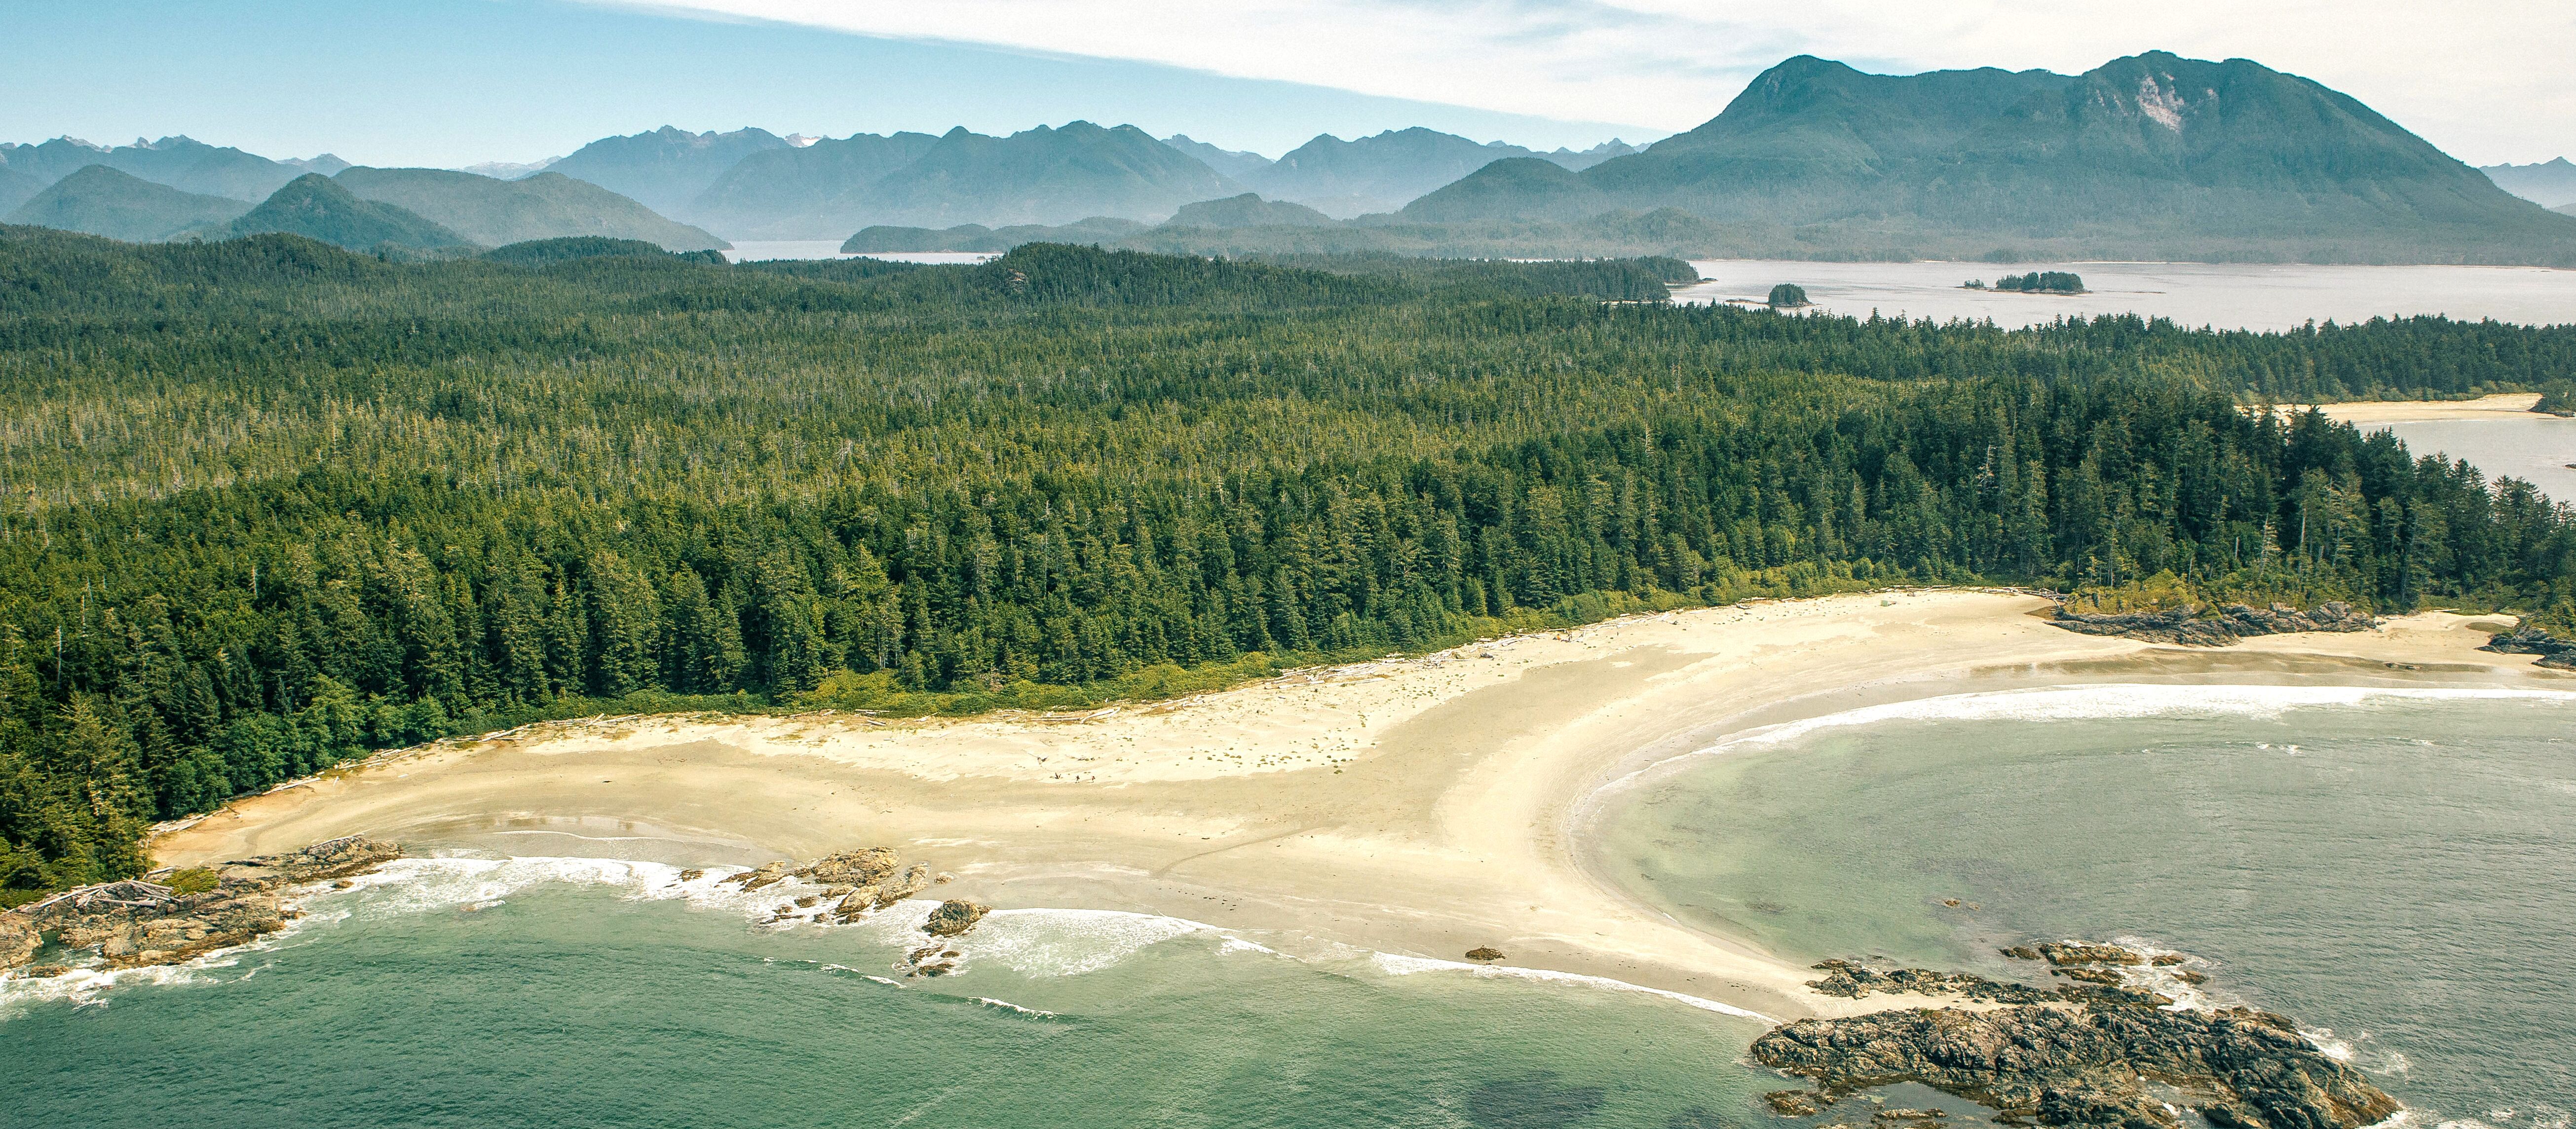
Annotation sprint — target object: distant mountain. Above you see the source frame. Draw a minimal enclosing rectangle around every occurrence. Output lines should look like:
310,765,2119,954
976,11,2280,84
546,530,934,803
6,165,251,241
2482,158,2576,209
2559,203,2576,218
0,135,303,200
1543,139,1641,170
1164,136,1273,180
842,217,1148,253
1402,158,1605,224
685,131,942,238
283,154,352,177
224,174,474,251
335,167,725,251
1165,193,1338,229
1406,52,2576,263
459,158,560,181
855,122,1238,229
1244,128,1546,218
0,163,42,215
549,126,788,215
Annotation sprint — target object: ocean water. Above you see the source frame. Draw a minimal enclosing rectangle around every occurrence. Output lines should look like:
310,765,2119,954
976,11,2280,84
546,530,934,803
1676,261,2576,331
2364,416,2576,503
720,241,999,264
1595,685,2576,1125
0,857,1770,1129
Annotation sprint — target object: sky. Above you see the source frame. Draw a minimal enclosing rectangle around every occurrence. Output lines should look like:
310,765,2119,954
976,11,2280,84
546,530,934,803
1,0,2568,168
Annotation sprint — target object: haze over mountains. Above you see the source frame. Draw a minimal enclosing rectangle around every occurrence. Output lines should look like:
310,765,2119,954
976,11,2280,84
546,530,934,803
5,49,2573,263
2482,158,2576,209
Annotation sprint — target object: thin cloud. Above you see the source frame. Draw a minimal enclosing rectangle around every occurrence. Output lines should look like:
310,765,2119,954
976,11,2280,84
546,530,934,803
590,0,2573,163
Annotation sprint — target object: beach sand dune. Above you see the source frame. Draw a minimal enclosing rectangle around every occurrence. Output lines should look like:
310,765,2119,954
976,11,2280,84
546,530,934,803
153,590,2562,1019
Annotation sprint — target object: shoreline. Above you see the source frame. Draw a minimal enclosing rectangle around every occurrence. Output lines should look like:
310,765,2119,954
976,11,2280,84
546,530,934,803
2294,391,2546,424
148,589,2569,1020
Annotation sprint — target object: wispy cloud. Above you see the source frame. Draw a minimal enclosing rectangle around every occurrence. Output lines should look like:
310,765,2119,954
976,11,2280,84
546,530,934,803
593,0,2574,161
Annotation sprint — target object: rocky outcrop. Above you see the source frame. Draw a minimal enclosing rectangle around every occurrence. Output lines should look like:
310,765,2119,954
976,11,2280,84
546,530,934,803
2481,625,2576,669
2,836,400,974
1466,946,1507,962
1761,943,2397,1129
0,912,38,968
923,899,990,938
1753,1005,2397,1129
2052,602,2373,646
724,848,936,923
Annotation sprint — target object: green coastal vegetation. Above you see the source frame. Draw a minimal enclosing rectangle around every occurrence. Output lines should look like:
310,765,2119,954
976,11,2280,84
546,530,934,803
1,228,2574,898
1767,283,1808,307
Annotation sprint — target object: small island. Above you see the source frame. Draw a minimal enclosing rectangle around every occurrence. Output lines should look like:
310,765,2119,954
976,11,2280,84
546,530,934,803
1767,283,1810,307
1965,270,2086,294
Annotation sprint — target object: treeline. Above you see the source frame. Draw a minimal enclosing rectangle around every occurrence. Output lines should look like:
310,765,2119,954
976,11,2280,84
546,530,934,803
0,228,2572,894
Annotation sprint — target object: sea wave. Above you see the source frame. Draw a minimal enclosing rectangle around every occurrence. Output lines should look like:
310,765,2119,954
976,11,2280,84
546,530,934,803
1683,684,2576,761
1369,951,1776,1023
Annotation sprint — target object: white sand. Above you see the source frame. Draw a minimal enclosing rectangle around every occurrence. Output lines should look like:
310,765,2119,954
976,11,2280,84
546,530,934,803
154,590,2565,1019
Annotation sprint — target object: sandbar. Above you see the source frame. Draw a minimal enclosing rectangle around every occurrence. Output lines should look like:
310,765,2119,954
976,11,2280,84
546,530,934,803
152,590,2568,1020
2294,391,2546,424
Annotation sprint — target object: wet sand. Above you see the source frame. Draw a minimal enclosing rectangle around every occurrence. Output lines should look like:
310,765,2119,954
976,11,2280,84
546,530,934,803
151,590,2567,1020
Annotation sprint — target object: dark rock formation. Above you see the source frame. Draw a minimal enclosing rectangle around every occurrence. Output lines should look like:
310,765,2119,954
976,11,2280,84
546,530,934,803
923,899,990,937
2051,602,2372,646
1766,1090,1831,1116
1805,958,2163,1008
2038,942,2145,967
2481,625,2576,669
1467,946,1508,962
719,847,933,921
3,836,400,972
1753,1004,2398,1129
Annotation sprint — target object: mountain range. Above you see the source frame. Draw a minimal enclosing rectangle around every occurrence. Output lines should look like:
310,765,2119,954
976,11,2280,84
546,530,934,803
2482,158,2576,209
223,174,475,251
5,166,252,242
0,146,728,251
0,136,314,206
332,167,724,250
9,50,2572,263
1397,52,2576,262
544,126,792,216
1235,128,1637,217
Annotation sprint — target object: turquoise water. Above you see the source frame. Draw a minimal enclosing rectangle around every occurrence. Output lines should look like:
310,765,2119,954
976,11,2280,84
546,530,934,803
1597,685,2576,1127
0,857,1770,1128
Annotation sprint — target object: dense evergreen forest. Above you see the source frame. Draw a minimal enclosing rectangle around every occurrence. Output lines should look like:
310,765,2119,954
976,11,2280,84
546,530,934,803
2,227,2573,896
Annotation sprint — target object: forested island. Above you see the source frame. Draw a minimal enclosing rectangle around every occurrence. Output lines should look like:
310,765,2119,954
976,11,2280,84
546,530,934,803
1968,271,2087,294
1,227,2573,898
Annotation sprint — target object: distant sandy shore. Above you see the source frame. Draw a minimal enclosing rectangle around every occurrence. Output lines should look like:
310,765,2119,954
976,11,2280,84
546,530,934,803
153,590,2568,1021
2297,391,2546,424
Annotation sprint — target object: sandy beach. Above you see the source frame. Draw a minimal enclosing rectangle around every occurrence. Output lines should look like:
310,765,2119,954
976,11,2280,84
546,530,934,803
2297,391,2547,424
151,590,2570,1020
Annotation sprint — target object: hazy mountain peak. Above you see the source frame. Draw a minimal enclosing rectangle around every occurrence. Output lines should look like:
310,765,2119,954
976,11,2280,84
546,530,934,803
225,172,475,251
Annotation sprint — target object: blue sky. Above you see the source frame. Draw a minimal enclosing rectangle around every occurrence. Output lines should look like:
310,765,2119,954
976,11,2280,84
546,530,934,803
0,0,1657,167
4,0,2568,168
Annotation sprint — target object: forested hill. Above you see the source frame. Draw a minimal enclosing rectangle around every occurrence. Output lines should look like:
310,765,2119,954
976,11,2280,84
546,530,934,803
1,228,2572,894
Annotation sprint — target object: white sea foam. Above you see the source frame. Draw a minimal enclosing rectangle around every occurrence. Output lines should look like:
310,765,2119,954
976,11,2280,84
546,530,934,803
1723,685,2571,751
972,996,1059,1017
959,908,1212,977
1622,686,2576,784
1369,951,1776,1023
